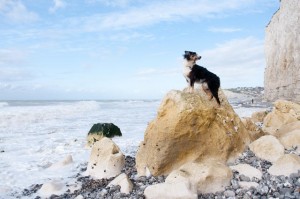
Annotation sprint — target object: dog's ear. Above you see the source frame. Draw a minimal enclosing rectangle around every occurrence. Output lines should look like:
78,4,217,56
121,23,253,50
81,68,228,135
184,51,190,55
183,51,190,60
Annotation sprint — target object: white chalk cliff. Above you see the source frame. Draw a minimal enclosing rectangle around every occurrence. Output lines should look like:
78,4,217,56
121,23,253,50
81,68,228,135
264,0,300,102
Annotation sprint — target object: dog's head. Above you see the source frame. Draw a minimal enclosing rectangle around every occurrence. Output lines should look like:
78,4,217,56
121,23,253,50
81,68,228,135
183,51,201,61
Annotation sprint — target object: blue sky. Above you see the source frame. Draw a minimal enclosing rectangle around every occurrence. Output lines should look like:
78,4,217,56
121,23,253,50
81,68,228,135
0,0,279,100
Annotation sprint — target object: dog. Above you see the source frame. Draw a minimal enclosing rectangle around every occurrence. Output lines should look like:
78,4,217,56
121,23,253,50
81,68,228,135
183,51,221,105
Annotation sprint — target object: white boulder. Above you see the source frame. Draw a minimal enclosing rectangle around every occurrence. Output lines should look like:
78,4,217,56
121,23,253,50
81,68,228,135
86,137,125,179
230,164,262,180
107,173,133,194
278,129,300,152
166,160,232,194
38,180,65,198
249,135,284,163
268,154,300,176
144,181,197,199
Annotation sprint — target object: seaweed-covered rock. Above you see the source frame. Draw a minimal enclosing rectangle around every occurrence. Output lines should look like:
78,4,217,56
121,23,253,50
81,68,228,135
87,123,122,146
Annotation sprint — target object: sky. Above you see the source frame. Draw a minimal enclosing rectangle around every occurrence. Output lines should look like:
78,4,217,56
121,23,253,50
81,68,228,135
0,0,280,100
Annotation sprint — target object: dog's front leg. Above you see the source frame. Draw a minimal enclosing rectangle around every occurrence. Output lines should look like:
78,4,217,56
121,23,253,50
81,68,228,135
189,78,195,93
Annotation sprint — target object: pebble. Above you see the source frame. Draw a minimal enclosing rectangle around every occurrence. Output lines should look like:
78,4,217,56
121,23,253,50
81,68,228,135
239,174,251,182
231,179,239,189
17,147,300,199
224,190,235,197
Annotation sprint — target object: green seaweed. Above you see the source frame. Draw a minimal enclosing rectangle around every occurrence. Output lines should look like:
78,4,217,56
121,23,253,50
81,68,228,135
88,123,122,138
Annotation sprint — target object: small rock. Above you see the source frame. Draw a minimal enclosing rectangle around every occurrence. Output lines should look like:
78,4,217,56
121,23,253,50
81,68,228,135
259,185,269,195
239,181,259,190
74,195,84,199
231,180,239,189
37,181,65,198
107,173,133,194
224,190,235,197
279,188,293,195
239,174,251,182
230,164,262,180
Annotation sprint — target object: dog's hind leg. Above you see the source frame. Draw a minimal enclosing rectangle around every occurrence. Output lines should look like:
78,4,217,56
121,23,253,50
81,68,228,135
211,89,220,105
202,83,213,99
207,82,220,105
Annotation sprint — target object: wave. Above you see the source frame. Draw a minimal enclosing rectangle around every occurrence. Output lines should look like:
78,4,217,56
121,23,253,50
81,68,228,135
0,100,101,128
0,102,9,108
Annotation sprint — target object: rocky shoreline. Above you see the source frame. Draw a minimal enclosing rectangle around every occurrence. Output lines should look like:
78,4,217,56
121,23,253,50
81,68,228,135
19,147,300,199
11,89,300,199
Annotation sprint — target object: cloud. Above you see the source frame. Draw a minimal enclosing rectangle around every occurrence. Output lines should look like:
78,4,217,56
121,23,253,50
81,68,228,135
0,48,32,82
107,32,154,42
208,27,242,33
0,67,32,81
133,37,265,88
67,0,264,32
0,48,26,66
49,0,66,13
135,68,180,77
86,0,133,7
199,37,265,87
0,0,38,23
0,82,18,90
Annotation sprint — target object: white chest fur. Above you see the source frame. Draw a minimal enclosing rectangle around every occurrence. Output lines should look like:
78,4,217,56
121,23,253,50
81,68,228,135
182,60,194,79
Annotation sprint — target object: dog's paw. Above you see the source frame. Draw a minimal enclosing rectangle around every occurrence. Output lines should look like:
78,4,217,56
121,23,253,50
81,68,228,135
189,88,194,93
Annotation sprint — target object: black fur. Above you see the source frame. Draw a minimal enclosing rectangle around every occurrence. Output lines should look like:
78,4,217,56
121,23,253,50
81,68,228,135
184,51,200,61
184,51,221,105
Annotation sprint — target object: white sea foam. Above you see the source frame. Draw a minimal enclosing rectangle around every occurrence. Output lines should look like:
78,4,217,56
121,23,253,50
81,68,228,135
0,100,159,198
0,102,9,108
0,99,268,198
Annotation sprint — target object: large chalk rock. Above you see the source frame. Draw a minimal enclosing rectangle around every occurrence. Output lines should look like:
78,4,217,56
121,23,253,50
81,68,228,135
278,129,300,152
136,89,250,176
86,137,125,179
268,154,300,176
262,100,300,135
144,160,233,197
241,117,265,142
166,160,232,194
276,121,300,137
275,121,300,152
251,110,268,123
264,0,300,102
249,135,284,163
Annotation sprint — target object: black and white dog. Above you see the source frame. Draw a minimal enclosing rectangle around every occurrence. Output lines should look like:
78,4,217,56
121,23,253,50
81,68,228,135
183,51,221,105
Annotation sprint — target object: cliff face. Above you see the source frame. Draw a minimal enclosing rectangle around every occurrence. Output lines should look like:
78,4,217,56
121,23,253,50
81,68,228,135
264,0,300,102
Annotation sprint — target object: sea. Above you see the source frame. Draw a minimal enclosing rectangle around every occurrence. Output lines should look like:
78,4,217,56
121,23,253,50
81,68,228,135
0,98,270,198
